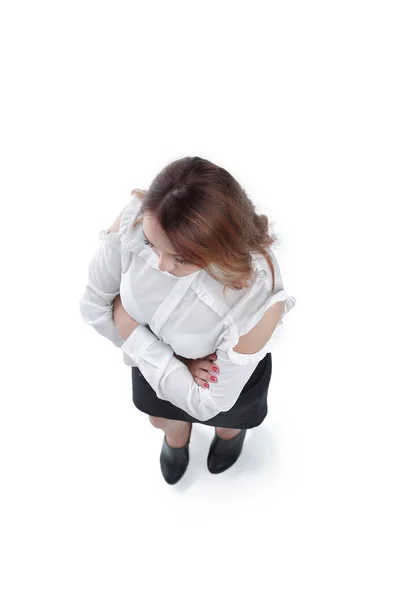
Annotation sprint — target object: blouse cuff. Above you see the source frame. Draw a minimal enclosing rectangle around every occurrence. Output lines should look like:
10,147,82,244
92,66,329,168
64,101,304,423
120,325,171,370
227,326,281,364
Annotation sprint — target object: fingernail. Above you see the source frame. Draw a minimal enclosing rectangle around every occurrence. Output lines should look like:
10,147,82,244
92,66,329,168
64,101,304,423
204,382,209,388
212,366,218,372
210,376,217,382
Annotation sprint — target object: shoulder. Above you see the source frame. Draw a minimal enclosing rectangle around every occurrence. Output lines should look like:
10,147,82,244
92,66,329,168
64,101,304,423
223,251,284,324
229,257,287,355
106,190,143,234
109,211,124,233
98,191,144,249
216,250,296,363
233,252,296,334
189,249,290,321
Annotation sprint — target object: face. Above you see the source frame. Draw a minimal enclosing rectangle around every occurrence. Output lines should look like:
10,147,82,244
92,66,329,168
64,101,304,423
142,214,202,277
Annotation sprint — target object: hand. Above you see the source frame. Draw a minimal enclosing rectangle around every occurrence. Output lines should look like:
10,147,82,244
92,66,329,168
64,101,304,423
113,294,140,341
175,352,219,389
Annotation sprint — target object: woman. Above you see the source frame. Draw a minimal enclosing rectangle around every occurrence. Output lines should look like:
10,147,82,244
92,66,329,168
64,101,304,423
79,156,296,484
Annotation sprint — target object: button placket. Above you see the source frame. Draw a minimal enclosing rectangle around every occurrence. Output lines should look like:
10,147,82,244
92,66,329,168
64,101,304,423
149,271,202,336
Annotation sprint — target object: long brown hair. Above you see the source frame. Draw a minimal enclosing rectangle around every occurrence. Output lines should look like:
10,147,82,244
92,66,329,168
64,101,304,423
130,156,277,295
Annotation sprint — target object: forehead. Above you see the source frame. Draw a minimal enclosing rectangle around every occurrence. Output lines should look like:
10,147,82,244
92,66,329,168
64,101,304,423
142,214,178,254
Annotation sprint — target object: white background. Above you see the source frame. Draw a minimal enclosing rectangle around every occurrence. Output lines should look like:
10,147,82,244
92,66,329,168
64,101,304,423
1,1,399,598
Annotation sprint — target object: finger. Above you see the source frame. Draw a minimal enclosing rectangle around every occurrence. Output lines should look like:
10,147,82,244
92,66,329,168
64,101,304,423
194,376,209,389
197,368,218,383
199,360,219,374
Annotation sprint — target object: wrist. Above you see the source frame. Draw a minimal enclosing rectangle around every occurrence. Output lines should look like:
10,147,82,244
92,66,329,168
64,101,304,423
174,354,191,367
119,319,140,342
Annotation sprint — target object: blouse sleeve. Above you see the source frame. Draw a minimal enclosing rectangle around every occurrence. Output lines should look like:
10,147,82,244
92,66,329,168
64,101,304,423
224,256,297,365
226,289,296,365
120,283,296,421
78,194,141,347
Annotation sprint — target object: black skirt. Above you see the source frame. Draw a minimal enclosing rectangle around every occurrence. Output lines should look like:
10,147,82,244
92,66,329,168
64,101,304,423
130,350,272,430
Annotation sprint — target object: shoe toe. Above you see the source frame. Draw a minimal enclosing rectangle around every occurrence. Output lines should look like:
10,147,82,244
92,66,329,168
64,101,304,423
207,453,232,474
207,430,246,474
159,427,192,485
160,457,189,484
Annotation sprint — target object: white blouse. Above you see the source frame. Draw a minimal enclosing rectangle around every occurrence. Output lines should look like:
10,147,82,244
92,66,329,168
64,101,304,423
79,192,296,421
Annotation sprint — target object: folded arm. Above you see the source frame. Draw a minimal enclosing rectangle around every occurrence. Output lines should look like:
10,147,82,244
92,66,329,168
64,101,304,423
79,208,127,347
119,301,285,421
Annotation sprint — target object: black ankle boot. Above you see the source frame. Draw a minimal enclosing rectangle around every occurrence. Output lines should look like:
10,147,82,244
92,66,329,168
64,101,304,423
207,429,247,474
160,424,192,485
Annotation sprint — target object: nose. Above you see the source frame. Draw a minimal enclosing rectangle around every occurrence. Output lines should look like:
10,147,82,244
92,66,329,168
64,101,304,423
158,252,175,272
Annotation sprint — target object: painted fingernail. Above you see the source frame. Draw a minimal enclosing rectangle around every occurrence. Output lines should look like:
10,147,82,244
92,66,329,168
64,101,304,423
204,382,209,388
210,376,217,382
212,366,218,372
